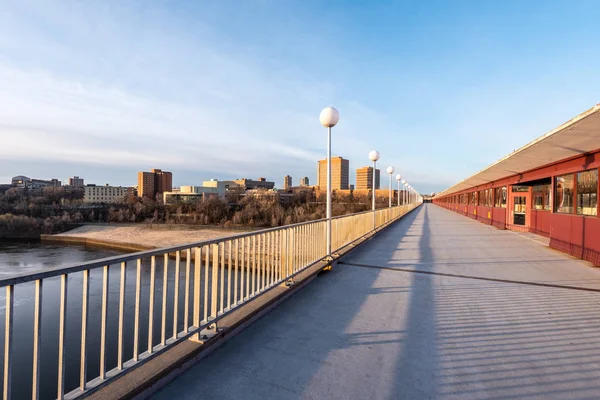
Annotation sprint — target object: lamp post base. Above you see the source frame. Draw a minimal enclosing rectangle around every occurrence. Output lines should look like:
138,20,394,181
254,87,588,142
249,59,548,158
323,254,339,271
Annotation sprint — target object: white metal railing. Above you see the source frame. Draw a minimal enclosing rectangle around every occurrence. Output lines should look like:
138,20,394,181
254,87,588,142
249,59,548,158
0,203,420,399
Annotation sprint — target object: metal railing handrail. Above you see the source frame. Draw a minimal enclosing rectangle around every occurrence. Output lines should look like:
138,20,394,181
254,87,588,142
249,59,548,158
0,206,403,287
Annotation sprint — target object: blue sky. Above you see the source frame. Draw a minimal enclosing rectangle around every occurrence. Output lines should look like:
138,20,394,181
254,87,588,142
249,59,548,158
0,0,599,194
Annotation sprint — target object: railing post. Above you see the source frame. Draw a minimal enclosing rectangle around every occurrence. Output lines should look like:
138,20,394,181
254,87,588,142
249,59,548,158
173,251,181,339
211,244,219,319
192,247,201,341
251,237,256,296
227,241,232,309
32,280,42,400
240,238,245,302
148,256,156,352
184,249,191,334
281,230,287,280
4,285,13,400
80,270,89,390
133,259,142,361
204,246,210,321
57,275,68,400
100,265,109,380
118,261,127,370
161,254,169,346
219,243,225,313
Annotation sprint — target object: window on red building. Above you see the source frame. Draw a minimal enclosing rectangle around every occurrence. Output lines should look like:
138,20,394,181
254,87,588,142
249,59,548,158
555,174,574,214
533,184,551,211
494,187,506,208
577,169,598,216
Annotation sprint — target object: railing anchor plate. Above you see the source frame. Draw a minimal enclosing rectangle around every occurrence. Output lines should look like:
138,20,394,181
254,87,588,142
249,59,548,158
284,278,295,287
196,323,220,342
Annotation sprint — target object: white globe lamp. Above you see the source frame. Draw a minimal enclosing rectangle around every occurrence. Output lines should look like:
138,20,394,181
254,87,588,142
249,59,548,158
319,107,339,128
369,150,380,162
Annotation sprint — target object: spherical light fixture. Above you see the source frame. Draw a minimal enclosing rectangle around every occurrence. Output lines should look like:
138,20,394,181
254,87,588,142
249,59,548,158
319,106,340,128
369,150,380,162
386,166,394,174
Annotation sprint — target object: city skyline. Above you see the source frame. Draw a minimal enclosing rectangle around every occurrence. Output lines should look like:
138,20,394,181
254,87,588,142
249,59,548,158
0,156,409,191
1,1,599,195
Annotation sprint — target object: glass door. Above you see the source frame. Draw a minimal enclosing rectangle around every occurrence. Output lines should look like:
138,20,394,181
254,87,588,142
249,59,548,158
513,196,527,225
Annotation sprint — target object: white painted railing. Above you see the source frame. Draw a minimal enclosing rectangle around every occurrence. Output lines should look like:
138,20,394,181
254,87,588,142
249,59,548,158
0,203,420,399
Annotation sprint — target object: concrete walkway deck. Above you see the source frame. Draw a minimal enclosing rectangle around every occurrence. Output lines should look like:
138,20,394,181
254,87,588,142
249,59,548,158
153,204,600,400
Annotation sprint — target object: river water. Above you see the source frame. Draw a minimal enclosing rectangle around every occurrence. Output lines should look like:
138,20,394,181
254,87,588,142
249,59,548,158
0,241,127,399
0,241,125,278
0,241,240,399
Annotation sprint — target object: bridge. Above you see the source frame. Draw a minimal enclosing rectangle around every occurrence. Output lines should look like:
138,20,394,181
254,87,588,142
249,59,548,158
152,204,600,400
1,104,600,400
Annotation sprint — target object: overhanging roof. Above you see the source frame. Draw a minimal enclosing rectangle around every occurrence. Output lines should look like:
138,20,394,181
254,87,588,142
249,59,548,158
438,104,600,197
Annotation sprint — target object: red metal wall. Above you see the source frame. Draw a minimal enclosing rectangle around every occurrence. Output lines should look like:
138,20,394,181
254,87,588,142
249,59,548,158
530,210,552,237
492,208,507,229
467,205,477,219
476,206,492,225
548,214,600,265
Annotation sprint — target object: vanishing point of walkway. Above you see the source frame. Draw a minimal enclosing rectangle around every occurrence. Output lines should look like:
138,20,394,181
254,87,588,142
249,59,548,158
154,204,600,400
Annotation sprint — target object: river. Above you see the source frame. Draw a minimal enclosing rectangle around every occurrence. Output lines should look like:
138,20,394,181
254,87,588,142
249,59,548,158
0,241,125,277
0,241,127,399
0,240,239,399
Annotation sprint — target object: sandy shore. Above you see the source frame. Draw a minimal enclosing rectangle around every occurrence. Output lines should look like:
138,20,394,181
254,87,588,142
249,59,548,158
43,224,251,250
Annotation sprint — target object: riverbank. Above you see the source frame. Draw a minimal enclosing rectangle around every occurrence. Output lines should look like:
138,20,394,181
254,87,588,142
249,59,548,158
41,224,251,252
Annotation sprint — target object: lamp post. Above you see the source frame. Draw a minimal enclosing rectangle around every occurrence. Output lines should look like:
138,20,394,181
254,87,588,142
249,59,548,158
396,174,402,206
319,106,339,263
403,181,408,205
369,150,380,229
386,166,394,207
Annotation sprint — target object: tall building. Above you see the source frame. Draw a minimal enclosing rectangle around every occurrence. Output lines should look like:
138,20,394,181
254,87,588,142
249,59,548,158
69,176,84,187
138,171,155,198
300,176,310,186
137,168,172,199
317,157,349,190
284,175,292,189
356,166,381,190
153,168,172,194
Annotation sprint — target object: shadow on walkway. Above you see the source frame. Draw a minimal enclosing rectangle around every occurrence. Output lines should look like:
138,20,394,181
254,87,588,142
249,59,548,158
152,205,600,400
